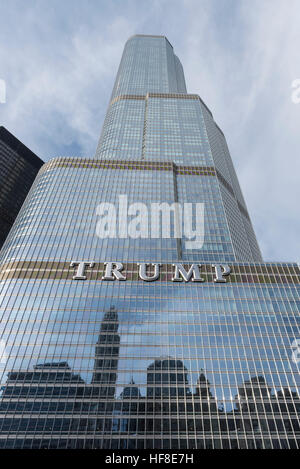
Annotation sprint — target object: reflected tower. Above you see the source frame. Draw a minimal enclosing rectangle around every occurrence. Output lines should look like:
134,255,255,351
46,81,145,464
92,306,120,399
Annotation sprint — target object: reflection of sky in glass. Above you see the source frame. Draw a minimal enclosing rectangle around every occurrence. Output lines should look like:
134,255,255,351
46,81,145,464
0,278,299,414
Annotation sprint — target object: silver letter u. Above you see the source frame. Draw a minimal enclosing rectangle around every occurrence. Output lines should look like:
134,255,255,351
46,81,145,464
138,263,161,282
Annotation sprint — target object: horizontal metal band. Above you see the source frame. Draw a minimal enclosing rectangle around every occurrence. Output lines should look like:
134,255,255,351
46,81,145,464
39,158,216,176
0,261,299,284
109,92,200,107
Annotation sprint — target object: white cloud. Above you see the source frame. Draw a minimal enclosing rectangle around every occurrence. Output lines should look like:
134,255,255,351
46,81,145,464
178,0,300,262
0,3,142,156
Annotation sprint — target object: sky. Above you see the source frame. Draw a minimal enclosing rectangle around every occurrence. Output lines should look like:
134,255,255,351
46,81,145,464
0,0,299,262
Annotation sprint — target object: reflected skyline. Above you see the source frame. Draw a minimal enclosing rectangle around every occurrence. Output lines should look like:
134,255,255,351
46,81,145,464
0,305,299,449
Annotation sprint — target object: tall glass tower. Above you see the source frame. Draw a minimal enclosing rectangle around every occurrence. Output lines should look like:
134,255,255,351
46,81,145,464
0,35,299,449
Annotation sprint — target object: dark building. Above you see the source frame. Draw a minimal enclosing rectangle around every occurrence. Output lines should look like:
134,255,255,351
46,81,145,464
0,126,43,248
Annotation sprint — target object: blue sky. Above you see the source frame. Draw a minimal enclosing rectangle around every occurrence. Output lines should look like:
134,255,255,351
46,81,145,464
0,0,299,262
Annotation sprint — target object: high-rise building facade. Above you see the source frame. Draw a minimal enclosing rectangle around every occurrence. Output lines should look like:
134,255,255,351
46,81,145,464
0,35,299,449
0,126,43,249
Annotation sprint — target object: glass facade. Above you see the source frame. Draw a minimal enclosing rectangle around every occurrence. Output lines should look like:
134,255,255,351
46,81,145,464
0,35,299,449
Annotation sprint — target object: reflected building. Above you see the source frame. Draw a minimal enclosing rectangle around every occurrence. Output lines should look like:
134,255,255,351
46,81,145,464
0,35,299,449
92,306,120,398
147,357,191,399
116,380,143,438
193,372,219,438
232,376,300,449
0,362,85,449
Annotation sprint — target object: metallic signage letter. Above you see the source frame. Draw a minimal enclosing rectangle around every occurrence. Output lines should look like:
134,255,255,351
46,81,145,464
102,262,126,281
172,264,204,282
138,263,161,282
212,264,231,283
70,261,95,280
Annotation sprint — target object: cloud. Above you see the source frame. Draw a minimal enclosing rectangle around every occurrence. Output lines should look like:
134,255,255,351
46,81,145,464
177,0,300,262
0,1,146,156
0,0,299,261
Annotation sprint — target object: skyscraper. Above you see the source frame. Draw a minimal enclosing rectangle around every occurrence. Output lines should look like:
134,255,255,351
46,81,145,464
0,35,299,449
0,126,43,249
